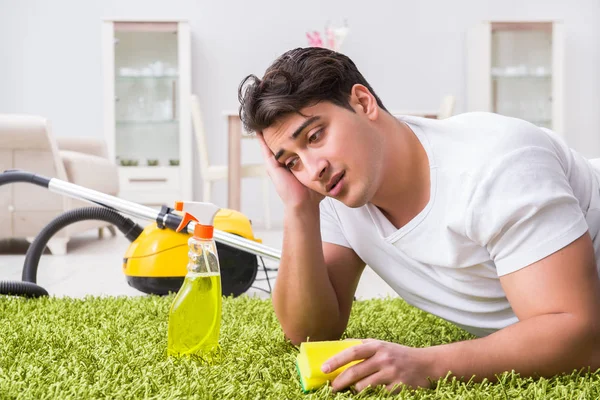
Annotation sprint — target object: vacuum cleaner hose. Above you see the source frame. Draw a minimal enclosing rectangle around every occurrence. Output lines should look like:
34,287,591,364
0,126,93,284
22,207,143,284
0,205,144,298
0,169,51,188
1,170,51,297
0,281,49,298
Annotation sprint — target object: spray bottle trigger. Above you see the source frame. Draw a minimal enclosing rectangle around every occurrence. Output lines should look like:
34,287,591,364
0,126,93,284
176,212,198,233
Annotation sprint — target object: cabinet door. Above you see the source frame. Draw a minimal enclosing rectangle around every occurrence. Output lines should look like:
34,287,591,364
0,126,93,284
467,22,492,112
102,20,192,205
113,23,180,167
489,22,555,130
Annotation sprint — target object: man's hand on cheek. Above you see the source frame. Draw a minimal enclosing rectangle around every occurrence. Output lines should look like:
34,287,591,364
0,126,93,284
257,134,324,210
323,339,436,393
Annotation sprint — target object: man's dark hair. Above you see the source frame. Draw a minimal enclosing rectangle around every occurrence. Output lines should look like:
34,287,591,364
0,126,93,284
238,47,387,133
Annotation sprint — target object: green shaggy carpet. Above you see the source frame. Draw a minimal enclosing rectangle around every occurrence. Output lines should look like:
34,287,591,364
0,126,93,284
1,295,600,399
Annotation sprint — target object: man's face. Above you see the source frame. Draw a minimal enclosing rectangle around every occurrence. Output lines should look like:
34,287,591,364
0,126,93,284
262,101,384,208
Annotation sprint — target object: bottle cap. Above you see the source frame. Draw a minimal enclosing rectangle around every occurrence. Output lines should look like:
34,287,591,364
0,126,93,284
194,224,214,239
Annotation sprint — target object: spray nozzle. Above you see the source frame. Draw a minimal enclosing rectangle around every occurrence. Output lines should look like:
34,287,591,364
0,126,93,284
174,201,221,239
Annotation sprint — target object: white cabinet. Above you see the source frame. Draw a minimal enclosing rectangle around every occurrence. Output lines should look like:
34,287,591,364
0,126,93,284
102,20,192,206
467,21,565,136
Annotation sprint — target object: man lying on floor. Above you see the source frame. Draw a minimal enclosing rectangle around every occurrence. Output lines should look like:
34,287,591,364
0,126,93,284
237,47,600,393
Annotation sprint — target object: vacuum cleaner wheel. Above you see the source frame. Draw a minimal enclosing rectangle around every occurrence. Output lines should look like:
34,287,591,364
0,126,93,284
217,241,259,297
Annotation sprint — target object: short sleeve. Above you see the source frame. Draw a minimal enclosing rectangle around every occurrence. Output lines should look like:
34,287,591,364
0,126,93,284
319,198,351,248
466,143,589,276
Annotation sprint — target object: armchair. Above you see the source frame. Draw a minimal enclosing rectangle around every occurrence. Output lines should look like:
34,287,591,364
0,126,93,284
0,114,119,255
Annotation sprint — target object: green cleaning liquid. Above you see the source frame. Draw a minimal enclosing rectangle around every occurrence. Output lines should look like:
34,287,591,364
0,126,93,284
167,228,222,357
167,271,222,356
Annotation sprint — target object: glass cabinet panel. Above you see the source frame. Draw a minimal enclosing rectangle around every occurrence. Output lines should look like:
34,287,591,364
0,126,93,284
114,27,180,167
491,22,553,129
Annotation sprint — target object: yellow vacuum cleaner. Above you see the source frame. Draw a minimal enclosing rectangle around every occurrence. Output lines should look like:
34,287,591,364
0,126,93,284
123,208,267,296
0,170,281,298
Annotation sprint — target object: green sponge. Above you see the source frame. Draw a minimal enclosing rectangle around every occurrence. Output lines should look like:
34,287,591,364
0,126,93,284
295,340,362,393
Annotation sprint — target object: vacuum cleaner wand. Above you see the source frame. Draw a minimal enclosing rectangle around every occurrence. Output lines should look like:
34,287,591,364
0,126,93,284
4,170,282,262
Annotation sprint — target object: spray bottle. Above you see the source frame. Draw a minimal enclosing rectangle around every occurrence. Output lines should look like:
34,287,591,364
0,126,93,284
167,201,222,357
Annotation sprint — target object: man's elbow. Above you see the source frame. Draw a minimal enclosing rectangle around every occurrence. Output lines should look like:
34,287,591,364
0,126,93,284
582,319,600,353
282,323,345,346
272,298,347,345
572,313,600,342
564,313,600,365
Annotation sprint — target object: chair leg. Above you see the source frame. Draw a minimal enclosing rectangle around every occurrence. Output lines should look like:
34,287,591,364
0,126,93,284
98,227,104,239
262,177,271,229
46,238,69,255
203,180,212,203
107,226,117,237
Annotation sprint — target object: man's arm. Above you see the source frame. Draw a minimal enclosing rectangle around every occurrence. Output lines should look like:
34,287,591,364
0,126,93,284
255,132,365,345
429,232,600,381
272,204,366,345
325,232,600,392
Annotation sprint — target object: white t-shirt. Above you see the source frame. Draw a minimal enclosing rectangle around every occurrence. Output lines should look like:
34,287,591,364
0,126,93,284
320,112,600,337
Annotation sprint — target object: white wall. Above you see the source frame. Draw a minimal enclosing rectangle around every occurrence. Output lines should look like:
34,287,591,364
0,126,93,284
1,0,599,227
